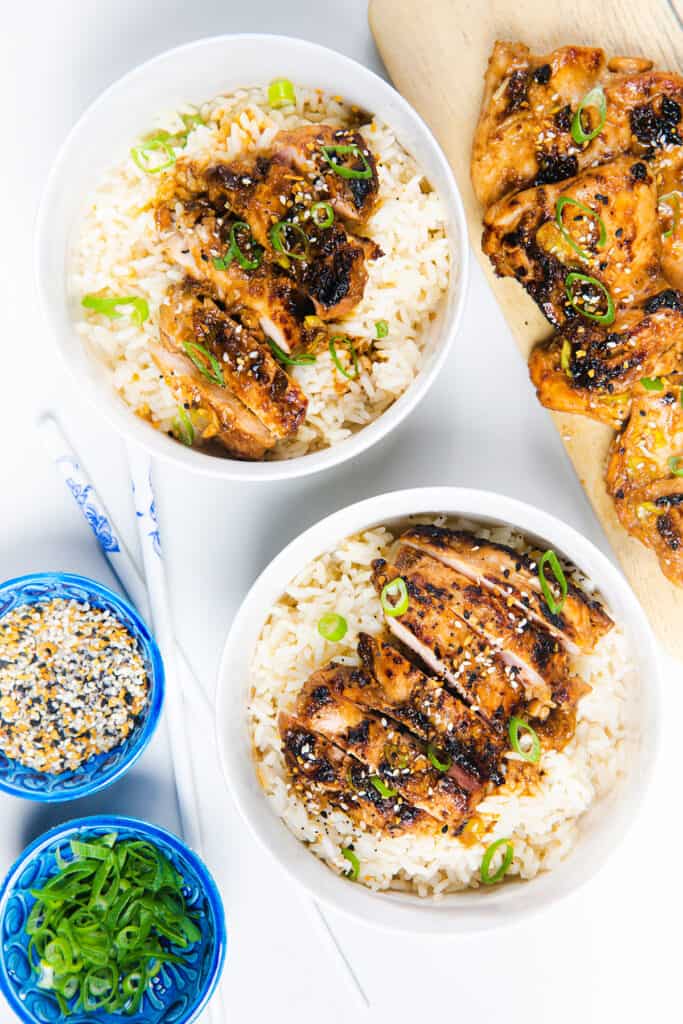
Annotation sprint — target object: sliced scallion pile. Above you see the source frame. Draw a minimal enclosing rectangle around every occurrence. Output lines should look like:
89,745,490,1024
82,294,149,326
25,832,201,1016
537,549,568,615
480,838,514,885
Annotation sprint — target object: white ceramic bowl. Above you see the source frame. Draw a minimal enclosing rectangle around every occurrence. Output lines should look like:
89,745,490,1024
216,487,660,933
36,35,468,481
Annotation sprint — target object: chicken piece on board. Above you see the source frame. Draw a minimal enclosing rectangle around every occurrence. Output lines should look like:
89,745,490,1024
158,282,307,439
654,146,683,290
279,713,439,837
399,525,613,654
607,373,683,586
482,156,661,328
529,289,683,428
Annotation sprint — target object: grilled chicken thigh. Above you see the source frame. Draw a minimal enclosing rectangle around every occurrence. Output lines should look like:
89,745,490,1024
472,41,683,209
158,282,307,439
294,665,475,829
607,373,683,584
529,290,683,427
400,525,613,653
279,713,439,836
483,156,661,327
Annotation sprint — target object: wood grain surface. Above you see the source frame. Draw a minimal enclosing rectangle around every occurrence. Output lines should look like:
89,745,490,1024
369,0,683,659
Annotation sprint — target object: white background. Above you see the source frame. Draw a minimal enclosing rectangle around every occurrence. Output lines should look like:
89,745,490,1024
0,2,680,1021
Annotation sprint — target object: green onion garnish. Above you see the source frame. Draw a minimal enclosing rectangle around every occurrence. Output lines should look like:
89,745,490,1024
480,838,514,886
560,338,572,374
320,144,373,180
317,613,348,642
641,376,664,391
172,406,194,447
538,549,568,615
267,337,317,366
130,138,177,174
669,456,683,477
555,196,607,259
270,220,310,261
375,319,389,339
565,272,615,325
571,86,607,145
311,201,334,228
384,741,409,770
371,776,398,798
427,743,452,773
659,191,680,239
268,78,296,109
508,717,541,764
341,846,360,881
82,294,149,326
329,336,360,380
213,220,262,271
182,340,225,387
25,832,200,1015
380,577,409,617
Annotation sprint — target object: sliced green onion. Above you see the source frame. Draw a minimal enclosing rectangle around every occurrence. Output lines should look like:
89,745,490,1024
641,376,664,391
317,612,348,642
172,406,195,447
669,456,683,477
427,743,452,773
560,338,572,374
380,577,409,617
182,341,225,387
384,741,409,770
320,144,373,180
538,549,568,615
659,191,680,239
565,272,615,325
82,294,149,326
329,336,360,380
375,319,389,339
180,111,205,132
480,838,514,885
555,196,607,259
270,220,310,261
341,846,360,881
267,337,317,366
311,201,334,228
371,776,398,798
130,138,177,174
571,86,607,145
213,220,262,271
268,78,296,109
508,717,541,764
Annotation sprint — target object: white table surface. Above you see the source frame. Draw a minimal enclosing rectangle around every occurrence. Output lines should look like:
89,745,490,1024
0,2,679,1021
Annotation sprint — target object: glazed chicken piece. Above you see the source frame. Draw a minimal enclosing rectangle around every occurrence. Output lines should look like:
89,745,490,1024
294,665,475,829
655,147,683,290
149,341,275,459
472,41,683,209
607,373,683,585
279,714,439,837
158,282,307,440
273,125,380,226
156,195,314,354
353,634,506,787
482,156,661,328
400,525,613,654
371,559,524,730
529,289,683,427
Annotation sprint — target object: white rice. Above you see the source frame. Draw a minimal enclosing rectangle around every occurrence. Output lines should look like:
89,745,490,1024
247,518,633,897
69,85,451,459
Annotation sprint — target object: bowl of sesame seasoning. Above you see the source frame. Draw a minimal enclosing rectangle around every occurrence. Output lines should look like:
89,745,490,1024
0,573,164,801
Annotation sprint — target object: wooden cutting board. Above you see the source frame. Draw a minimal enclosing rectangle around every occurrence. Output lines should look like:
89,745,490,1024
369,0,683,660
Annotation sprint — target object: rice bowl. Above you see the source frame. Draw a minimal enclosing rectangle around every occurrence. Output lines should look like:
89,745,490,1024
216,489,659,932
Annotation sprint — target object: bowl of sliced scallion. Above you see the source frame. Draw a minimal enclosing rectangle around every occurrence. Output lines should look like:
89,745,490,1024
0,816,226,1023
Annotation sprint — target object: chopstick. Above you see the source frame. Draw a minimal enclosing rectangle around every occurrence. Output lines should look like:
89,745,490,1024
37,412,369,1013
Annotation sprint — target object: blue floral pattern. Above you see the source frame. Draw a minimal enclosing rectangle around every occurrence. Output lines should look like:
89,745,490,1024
63,475,121,553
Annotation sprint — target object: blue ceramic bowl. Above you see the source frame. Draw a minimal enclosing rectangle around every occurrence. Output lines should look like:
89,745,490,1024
0,573,164,801
0,816,227,1024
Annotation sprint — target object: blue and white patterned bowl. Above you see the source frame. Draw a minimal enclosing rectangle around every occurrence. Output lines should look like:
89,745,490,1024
0,573,164,801
0,816,227,1024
